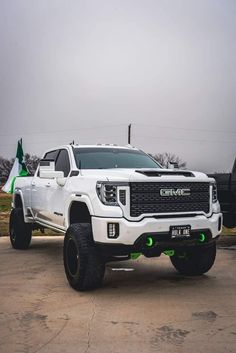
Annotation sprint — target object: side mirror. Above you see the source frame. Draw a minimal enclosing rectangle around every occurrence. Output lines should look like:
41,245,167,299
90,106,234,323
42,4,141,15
39,159,64,179
56,177,66,187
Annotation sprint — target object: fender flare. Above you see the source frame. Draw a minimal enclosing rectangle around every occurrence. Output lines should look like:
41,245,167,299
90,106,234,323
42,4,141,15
65,194,94,229
13,190,28,222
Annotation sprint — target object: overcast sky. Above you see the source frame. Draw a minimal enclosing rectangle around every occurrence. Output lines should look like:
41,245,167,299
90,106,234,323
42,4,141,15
0,0,235,172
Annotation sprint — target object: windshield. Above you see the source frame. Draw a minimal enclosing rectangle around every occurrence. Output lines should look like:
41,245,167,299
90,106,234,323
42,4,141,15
73,148,161,169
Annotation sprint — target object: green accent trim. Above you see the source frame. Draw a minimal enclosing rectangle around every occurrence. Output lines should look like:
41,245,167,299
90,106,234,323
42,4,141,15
163,249,175,257
199,233,206,243
146,236,154,247
130,252,141,260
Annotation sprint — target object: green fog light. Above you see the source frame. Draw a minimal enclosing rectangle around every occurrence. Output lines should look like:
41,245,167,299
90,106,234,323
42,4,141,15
199,233,206,243
146,236,154,247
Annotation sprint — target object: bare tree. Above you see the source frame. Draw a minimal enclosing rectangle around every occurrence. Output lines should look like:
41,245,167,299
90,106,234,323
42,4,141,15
0,154,40,182
24,153,40,175
0,156,14,181
150,152,187,169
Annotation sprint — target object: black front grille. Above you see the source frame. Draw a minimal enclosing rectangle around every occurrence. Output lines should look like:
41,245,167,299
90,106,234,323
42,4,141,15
130,182,210,217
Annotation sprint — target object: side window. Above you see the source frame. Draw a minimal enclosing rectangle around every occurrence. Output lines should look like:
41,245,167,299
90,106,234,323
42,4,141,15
44,150,59,160
55,149,70,177
38,150,59,177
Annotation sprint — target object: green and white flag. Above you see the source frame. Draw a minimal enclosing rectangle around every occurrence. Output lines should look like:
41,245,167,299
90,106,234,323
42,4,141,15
2,139,28,193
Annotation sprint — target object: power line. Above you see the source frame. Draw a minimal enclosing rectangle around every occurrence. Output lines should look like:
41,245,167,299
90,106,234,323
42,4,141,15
0,134,126,149
1,121,235,139
135,123,236,135
0,132,235,150
135,134,236,144
0,123,235,155
0,123,127,138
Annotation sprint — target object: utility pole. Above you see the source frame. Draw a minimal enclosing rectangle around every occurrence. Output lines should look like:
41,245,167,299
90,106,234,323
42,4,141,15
128,124,131,144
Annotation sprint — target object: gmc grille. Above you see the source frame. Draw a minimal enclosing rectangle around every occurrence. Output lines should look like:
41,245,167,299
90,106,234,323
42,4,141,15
130,182,210,217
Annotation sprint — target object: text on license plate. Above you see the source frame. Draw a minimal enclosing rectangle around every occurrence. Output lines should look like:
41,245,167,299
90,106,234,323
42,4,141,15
170,225,191,238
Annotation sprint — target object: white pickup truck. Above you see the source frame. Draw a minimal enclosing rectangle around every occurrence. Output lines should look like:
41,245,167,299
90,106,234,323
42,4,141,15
9,144,222,291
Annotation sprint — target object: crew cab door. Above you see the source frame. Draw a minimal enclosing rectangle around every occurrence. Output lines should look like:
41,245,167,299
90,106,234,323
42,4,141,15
46,149,71,228
31,148,71,229
31,149,59,221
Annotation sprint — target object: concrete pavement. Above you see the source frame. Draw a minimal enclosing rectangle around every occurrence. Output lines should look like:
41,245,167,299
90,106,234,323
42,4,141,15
0,236,236,353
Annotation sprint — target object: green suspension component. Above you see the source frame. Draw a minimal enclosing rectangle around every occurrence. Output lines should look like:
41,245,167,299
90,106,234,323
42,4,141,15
199,233,206,243
146,236,154,247
130,252,142,260
163,249,175,257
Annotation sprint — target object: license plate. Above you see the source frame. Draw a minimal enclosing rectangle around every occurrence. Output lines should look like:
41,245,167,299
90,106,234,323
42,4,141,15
170,225,191,238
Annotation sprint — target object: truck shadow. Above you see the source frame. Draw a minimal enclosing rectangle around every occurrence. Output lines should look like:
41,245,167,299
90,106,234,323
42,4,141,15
104,260,213,291
27,236,218,294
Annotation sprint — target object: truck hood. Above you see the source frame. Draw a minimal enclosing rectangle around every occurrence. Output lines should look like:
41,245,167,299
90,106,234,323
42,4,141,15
78,168,211,183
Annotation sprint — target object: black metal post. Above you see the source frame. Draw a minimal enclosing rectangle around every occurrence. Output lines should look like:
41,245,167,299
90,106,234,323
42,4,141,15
128,124,131,144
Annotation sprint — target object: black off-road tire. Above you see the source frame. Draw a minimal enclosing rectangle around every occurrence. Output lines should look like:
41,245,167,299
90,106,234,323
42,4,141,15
9,208,32,249
63,223,105,291
170,242,216,276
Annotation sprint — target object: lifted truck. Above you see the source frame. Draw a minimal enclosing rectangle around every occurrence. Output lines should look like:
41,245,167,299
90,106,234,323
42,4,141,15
9,145,222,291
208,158,236,228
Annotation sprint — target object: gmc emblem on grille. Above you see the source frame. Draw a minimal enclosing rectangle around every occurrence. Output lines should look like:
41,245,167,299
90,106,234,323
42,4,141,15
160,188,191,196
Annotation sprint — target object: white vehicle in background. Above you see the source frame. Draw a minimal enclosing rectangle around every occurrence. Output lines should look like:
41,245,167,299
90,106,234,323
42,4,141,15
9,144,222,291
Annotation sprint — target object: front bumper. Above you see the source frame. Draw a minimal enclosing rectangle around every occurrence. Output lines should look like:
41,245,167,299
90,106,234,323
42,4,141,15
92,213,222,245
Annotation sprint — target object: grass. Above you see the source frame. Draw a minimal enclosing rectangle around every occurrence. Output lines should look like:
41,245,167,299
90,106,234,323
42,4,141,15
0,192,12,212
0,192,11,236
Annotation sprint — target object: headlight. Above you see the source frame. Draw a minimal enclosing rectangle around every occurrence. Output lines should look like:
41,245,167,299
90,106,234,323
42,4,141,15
96,182,118,206
212,182,218,203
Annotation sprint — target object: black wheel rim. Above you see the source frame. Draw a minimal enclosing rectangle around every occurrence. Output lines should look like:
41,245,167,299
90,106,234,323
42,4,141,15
66,238,79,277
